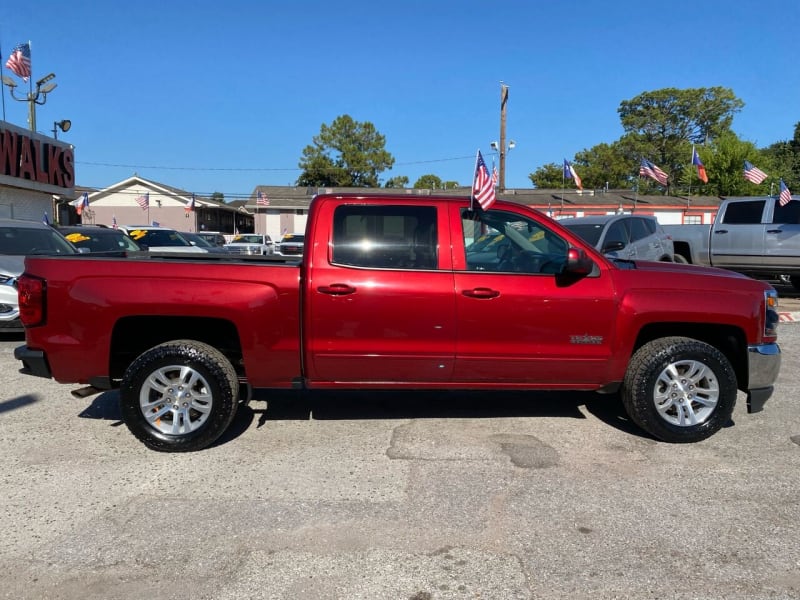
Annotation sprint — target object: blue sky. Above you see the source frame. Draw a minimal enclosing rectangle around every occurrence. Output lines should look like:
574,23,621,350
1,0,798,200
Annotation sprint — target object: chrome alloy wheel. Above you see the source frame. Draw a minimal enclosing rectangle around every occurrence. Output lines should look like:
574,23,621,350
653,359,719,427
139,364,213,435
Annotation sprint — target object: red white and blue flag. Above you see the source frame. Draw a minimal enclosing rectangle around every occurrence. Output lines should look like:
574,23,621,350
639,158,668,186
5,42,31,81
257,190,270,206
136,192,149,210
563,159,583,190
692,147,708,183
743,161,768,184
779,179,792,207
76,192,90,215
186,193,195,213
472,150,496,210
112,215,117,229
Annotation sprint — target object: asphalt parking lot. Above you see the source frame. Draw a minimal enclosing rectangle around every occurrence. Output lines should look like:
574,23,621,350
0,320,798,600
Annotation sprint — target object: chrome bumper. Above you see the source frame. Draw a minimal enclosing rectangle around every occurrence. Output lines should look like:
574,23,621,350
746,343,781,413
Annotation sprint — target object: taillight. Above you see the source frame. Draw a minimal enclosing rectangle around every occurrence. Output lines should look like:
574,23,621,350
17,274,45,327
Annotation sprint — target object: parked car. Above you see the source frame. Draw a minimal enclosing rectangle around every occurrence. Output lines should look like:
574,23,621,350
277,233,305,257
195,232,227,248
181,232,230,254
119,226,208,253
560,214,674,262
0,218,78,332
60,225,142,253
225,234,274,255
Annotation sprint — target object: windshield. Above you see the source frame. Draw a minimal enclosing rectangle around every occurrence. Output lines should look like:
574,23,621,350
282,234,304,243
127,229,190,247
183,233,213,248
0,226,77,255
63,230,141,252
231,235,264,244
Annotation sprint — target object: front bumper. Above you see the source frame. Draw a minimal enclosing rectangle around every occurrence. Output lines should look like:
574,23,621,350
746,342,781,413
14,345,52,379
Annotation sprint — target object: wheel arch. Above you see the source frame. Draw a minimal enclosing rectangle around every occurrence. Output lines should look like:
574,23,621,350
632,322,748,390
109,316,244,383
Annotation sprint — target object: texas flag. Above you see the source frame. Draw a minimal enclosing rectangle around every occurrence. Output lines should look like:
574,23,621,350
563,159,583,190
692,147,708,183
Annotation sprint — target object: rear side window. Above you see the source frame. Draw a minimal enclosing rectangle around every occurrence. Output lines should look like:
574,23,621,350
772,200,800,225
721,201,765,224
332,205,438,269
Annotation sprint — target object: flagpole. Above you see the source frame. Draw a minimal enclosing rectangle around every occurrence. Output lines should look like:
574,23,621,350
470,149,480,211
0,37,6,120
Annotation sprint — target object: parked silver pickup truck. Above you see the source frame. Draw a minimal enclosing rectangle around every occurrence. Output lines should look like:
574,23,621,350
663,195,800,288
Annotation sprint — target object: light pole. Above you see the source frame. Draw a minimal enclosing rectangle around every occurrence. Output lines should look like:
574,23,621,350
492,82,515,191
1,72,58,132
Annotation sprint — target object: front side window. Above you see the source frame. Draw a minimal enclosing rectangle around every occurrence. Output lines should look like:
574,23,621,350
461,208,568,274
332,205,437,269
721,201,766,224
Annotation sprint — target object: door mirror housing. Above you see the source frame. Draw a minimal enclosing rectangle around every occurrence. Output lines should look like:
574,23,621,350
564,247,594,276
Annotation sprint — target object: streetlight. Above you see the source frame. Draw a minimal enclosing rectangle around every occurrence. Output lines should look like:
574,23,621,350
1,72,59,132
490,138,515,190
52,119,71,139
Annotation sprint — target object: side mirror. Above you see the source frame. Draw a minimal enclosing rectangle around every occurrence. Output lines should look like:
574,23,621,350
564,247,594,275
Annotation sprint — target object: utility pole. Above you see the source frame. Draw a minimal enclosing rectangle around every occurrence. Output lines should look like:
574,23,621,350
499,83,509,192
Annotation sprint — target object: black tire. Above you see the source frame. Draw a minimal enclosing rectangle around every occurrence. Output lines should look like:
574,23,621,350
621,337,737,443
120,340,239,452
673,253,689,264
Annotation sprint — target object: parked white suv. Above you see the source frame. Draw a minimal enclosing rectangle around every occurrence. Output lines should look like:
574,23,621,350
0,218,79,332
561,214,674,262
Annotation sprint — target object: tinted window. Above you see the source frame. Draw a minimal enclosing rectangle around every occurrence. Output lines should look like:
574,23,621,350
772,200,800,224
721,201,765,224
332,205,437,270
0,226,76,255
628,218,651,242
561,222,603,246
605,221,629,246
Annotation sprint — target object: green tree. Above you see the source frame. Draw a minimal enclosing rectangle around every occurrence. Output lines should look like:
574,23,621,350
443,180,460,189
528,163,564,188
297,115,395,187
573,142,634,189
384,176,409,188
762,121,800,190
211,192,224,202
414,174,443,189
676,132,764,196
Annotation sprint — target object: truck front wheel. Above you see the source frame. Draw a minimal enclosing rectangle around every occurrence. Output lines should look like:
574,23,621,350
120,340,239,452
621,337,737,443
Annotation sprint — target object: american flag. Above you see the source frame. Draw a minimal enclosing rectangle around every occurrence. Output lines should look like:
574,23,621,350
779,179,792,207
639,158,668,186
257,190,270,206
491,164,498,187
563,159,583,190
5,42,31,81
136,192,149,210
743,161,768,184
472,151,496,210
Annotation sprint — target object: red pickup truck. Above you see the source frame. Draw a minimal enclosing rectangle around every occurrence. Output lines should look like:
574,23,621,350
15,194,781,451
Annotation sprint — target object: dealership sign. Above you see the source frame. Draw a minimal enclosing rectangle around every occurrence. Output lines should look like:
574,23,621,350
0,119,75,194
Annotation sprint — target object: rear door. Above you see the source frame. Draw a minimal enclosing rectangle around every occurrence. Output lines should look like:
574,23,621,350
305,201,456,383
763,198,800,271
452,205,618,385
709,199,767,270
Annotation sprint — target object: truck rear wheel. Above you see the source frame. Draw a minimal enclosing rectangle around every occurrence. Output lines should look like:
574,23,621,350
621,337,737,443
120,340,239,452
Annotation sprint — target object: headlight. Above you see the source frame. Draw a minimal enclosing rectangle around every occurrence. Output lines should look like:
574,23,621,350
765,289,779,338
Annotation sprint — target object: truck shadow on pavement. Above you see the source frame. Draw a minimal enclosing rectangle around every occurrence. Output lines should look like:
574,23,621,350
77,388,654,447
